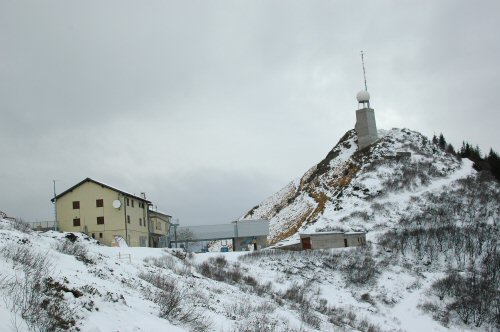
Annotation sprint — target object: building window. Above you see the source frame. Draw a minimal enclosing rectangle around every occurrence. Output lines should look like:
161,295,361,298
127,215,130,223
72,201,80,209
139,218,142,226
96,199,103,207
131,200,134,208
97,216,104,224
156,221,161,230
139,202,143,208
99,233,103,238
73,218,80,227
126,198,129,206
92,233,95,239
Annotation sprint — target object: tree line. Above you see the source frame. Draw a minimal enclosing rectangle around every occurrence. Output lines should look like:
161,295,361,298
432,133,500,182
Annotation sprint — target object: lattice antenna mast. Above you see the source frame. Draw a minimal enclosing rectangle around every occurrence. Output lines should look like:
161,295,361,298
361,50,368,91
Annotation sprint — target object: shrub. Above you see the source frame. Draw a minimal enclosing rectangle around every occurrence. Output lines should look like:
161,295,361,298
342,248,377,285
139,272,211,331
225,302,253,320
254,281,272,296
243,275,258,287
55,240,88,257
197,256,230,281
360,293,376,306
1,245,77,331
198,261,212,277
145,254,192,276
232,314,279,332
10,218,32,234
140,273,183,318
1,244,52,272
299,303,322,329
198,256,249,284
428,266,498,327
172,249,187,260
145,254,177,270
282,281,311,305
227,264,243,283
419,302,449,326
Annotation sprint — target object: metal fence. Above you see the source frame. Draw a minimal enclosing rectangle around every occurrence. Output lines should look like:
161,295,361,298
29,220,56,230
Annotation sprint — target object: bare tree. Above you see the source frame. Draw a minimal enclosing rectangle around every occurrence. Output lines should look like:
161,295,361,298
176,229,196,252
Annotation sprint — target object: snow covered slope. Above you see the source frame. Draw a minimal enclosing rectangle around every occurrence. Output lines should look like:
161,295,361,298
0,220,407,332
241,128,474,245
0,218,484,332
0,129,497,332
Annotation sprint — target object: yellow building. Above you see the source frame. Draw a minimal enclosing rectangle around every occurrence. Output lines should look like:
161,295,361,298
148,210,171,247
52,178,153,247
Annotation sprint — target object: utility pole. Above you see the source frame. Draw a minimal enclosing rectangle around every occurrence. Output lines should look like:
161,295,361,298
53,180,58,231
234,220,239,252
172,219,179,248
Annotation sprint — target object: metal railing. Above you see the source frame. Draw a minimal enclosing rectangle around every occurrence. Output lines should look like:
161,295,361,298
29,220,56,230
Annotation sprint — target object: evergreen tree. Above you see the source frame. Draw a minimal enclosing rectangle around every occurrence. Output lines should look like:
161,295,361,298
487,149,500,182
459,141,473,159
487,148,500,162
462,143,500,181
460,141,467,156
472,145,482,161
446,143,456,155
438,133,447,150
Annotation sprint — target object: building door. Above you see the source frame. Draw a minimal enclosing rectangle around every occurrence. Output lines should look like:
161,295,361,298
344,239,348,247
301,237,311,250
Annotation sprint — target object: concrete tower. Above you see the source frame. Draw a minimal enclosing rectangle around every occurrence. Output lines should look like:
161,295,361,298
354,51,378,150
355,91,378,150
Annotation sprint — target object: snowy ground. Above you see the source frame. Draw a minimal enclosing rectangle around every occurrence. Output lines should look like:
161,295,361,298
0,219,484,332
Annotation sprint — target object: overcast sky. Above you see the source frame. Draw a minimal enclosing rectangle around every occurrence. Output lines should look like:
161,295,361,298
1,1,499,225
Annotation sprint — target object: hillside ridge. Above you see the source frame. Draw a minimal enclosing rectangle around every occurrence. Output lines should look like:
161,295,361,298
240,128,470,245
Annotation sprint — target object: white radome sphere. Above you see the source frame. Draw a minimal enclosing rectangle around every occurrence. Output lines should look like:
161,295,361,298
356,90,370,102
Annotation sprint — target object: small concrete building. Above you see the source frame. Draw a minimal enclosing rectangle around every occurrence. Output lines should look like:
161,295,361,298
299,231,366,250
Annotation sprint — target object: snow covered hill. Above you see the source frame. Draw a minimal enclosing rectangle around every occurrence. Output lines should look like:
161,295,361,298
0,128,497,331
241,128,475,245
237,128,499,330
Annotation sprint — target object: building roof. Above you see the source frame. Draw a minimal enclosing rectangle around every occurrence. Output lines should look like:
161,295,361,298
50,177,152,204
299,231,366,236
174,220,269,242
149,209,172,219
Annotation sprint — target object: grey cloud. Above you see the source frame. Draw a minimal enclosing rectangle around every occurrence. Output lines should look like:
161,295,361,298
1,1,499,224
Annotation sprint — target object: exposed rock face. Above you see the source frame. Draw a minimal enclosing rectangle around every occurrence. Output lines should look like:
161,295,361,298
240,128,468,245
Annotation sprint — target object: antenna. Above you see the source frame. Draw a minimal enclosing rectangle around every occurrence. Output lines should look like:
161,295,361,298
361,50,368,91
